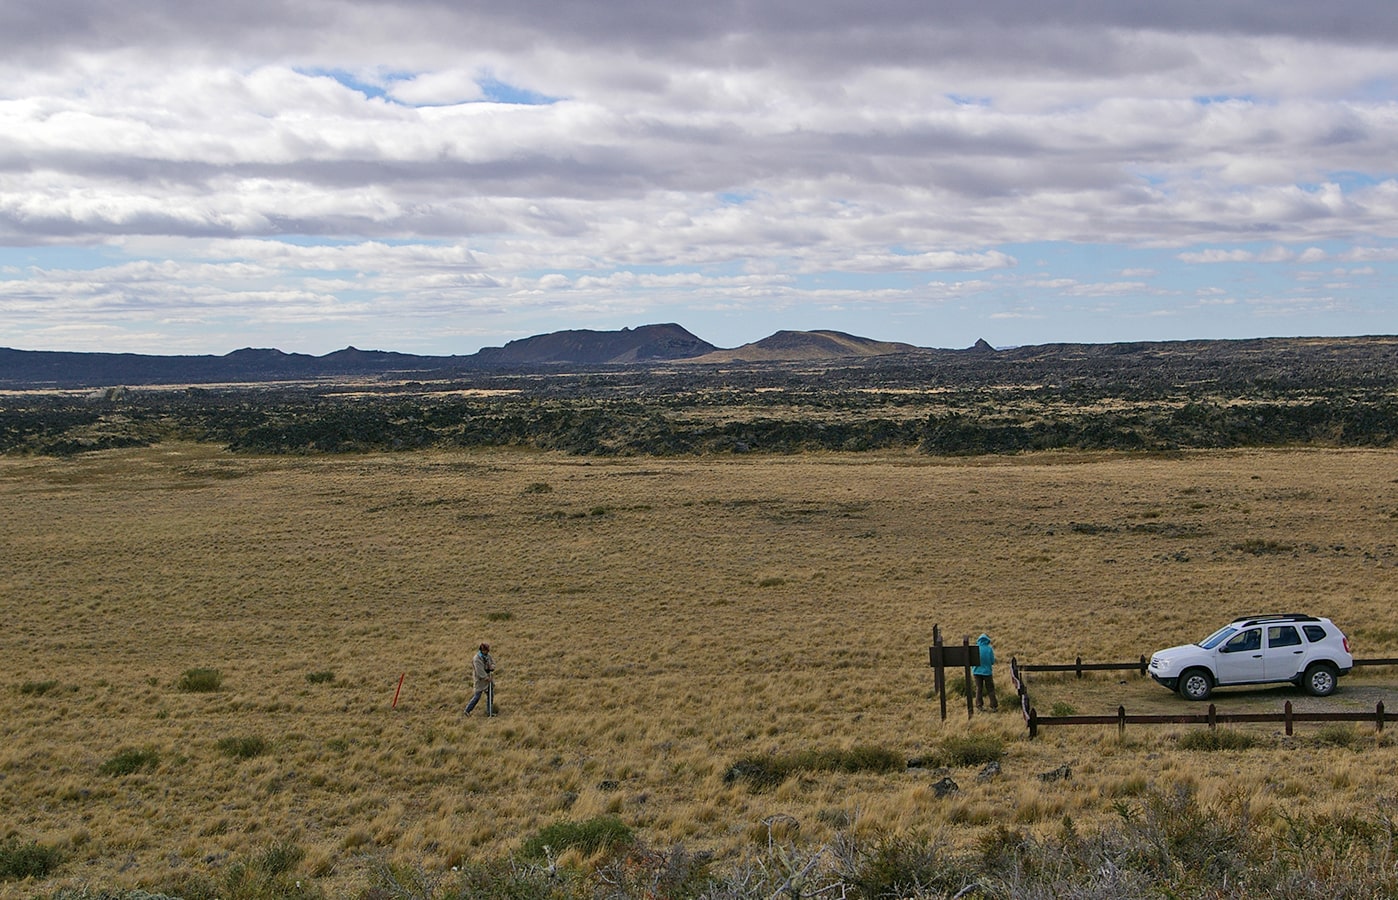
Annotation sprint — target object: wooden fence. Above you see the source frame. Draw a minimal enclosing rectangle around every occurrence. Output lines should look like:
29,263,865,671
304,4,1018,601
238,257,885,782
1008,655,1398,739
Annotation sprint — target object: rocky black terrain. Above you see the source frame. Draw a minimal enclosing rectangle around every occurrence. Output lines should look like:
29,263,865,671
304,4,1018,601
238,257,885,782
2,328,1396,458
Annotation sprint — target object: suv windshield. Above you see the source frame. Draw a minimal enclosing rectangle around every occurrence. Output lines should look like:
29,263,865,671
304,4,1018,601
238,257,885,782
1198,625,1237,649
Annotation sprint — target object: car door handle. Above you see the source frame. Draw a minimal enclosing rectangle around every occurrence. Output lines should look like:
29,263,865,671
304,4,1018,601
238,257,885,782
1252,654,1262,658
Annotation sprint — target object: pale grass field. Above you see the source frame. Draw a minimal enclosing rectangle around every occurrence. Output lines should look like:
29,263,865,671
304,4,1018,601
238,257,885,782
2,444,1397,896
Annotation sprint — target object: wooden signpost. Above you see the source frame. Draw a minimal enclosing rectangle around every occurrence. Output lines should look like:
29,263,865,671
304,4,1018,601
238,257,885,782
928,624,980,720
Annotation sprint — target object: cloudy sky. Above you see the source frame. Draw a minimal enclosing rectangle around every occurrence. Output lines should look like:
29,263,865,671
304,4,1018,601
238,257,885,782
2,1,1397,355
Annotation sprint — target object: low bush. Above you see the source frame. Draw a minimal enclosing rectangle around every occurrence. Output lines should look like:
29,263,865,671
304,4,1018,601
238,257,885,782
833,832,962,900
1314,723,1363,749
100,747,159,776
1177,728,1256,751
202,841,321,900
19,679,59,696
178,668,222,692
724,746,904,791
217,736,270,760
369,856,571,899
0,837,63,881
305,671,335,684
928,733,1005,767
518,815,635,861
1233,538,1295,555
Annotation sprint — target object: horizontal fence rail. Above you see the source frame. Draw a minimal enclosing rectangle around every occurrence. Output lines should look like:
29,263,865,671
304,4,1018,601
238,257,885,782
1017,656,1149,677
1028,700,1395,739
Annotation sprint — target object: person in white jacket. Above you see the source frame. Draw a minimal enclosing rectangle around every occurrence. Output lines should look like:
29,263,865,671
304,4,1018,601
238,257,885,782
465,643,495,716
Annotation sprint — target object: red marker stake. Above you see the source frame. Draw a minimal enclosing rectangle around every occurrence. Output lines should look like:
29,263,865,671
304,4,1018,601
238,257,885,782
392,672,405,708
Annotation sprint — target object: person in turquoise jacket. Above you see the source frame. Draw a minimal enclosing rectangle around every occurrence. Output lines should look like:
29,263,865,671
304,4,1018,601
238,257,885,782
973,633,998,711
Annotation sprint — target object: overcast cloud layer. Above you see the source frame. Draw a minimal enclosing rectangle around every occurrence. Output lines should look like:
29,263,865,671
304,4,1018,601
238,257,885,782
2,1,1397,354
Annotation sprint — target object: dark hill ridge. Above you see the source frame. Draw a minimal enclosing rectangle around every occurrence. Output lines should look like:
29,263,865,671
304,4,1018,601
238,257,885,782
0,324,936,388
474,323,716,365
688,329,919,362
4,326,1395,391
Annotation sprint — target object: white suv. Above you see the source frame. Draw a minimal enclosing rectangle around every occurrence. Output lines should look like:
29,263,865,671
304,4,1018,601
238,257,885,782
1149,614,1353,701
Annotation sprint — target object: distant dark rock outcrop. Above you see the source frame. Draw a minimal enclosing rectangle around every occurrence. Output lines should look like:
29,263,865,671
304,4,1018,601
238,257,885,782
472,323,716,365
686,329,919,363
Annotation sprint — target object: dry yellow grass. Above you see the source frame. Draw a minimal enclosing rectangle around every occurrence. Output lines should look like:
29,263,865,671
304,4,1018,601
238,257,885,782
2,444,1397,896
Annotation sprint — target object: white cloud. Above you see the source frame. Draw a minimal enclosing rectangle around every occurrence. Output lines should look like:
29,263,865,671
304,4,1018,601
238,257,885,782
2,2,1398,352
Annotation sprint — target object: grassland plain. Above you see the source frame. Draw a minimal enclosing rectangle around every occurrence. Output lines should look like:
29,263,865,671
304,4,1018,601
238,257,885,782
2,443,1397,897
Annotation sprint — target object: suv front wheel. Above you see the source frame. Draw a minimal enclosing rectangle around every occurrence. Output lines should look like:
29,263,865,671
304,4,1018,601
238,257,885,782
1303,663,1339,697
1179,668,1213,701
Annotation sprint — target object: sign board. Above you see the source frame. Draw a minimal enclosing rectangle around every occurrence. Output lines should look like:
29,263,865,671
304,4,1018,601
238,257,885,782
928,626,980,720
929,644,980,668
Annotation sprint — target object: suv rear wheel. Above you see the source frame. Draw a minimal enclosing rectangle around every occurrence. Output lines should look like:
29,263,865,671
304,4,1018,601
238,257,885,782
1179,668,1213,701
1303,663,1338,697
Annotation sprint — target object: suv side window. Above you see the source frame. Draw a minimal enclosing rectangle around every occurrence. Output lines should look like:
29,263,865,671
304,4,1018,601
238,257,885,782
1222,629,1261,652
1268,625,1301,648
1303,625,1328,643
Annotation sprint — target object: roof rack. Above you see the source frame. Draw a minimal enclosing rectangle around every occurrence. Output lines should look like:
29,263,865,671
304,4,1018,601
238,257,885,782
1230,613,1320,627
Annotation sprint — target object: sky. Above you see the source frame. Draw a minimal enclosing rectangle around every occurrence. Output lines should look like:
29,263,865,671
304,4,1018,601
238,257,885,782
2,1,1398,356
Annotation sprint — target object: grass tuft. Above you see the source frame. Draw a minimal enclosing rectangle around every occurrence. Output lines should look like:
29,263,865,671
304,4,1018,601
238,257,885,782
217,736,271,760
1233,538,1295,555
0,837,63,881
926,733,1006,768
1314,723,1364,749
99,747,159,776
305,670,335,684
1177,728,1256,751
518,815,635,860
177,667,222,692
724,745,904,791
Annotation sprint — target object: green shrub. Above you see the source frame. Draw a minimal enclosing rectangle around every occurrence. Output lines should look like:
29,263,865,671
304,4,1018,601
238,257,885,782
930,733,1005,767
19,679,59,696
519,815,635,860
217,736,270,760
1178,728,1256,751
373,857,569,900
305,670,335,684
485,611,514,622
178,668,222,692
522,482,553,494
724,746,904,791
0,837,63,881
100,747,159,776
1315,723,1363,749
1049,701,1077,716
217,841,320,900
1233,538,1294,555
835,833,961,900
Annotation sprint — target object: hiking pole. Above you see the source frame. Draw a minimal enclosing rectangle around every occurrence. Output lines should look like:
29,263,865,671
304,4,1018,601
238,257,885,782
486,679,495,717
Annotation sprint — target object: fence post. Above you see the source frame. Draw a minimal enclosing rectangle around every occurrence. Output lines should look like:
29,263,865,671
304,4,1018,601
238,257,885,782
1075,656,1083,679
1284,700,1293,737
933,625,946,722
1138,655,1147,676
1207,704,1217,731
1117,705,1126,737
1379,701,1386,734
1028,707,1038,740
963,634,974,720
